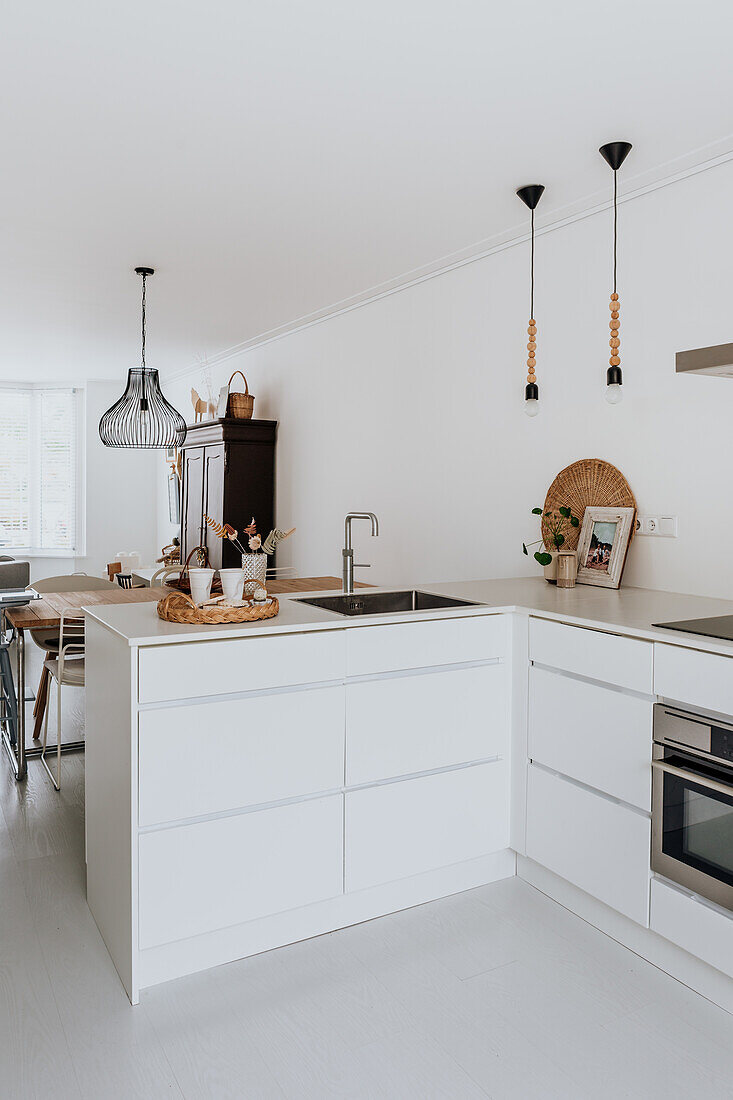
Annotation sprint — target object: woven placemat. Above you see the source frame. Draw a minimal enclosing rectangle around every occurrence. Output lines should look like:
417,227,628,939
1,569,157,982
543,459,636,552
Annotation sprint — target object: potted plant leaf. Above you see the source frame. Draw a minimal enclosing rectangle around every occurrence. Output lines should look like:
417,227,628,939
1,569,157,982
523,505,581,583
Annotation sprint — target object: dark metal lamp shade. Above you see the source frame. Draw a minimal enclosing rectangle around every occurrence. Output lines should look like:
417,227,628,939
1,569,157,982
99,367,187,448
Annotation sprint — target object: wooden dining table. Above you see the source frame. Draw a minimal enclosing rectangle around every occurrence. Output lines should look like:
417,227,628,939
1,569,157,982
1,576,349,781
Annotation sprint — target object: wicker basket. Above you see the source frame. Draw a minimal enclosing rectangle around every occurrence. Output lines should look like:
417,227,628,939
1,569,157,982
542,459,636,552
157,589,279,624
226,371,254,419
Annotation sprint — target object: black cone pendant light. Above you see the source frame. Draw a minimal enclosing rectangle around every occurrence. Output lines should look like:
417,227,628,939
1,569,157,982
599,142,632,404
99,268,187,448
516,184,545,416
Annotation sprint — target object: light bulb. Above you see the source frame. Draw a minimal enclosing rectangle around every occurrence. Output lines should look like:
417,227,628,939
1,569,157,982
525,398,539,417
605,383,623,405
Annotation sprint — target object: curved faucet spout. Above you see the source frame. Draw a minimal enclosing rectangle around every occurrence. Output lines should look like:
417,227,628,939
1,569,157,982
343,512,380,592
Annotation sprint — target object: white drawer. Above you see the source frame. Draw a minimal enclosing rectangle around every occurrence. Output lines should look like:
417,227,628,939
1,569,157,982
138,795,343,948
139,686,345,827
138,630,346,704
526,764,650,925
655,643,733,715
346,614,506,677
529,617,653,694
529,666,652,810
346,761,509,892
346,664,507,786
650,878,733,979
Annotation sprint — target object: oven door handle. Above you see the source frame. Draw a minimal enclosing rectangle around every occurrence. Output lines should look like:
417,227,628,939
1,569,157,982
652,759,733,798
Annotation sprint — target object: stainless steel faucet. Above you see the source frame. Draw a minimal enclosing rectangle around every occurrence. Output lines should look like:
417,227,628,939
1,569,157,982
342,512,379,593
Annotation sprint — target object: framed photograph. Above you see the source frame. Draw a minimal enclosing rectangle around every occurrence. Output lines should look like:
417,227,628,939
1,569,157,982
576,506,635,589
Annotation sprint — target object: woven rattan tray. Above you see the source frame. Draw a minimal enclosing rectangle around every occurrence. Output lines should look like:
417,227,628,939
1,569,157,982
157,591,279,625
543,459,636,552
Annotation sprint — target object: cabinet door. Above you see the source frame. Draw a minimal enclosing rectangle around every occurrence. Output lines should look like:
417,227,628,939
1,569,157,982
203,444,226,568
181,447,205,559
526,764,650,926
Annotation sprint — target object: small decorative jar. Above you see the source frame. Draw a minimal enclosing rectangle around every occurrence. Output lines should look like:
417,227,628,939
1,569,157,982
241,553,268,586
557,550,578,589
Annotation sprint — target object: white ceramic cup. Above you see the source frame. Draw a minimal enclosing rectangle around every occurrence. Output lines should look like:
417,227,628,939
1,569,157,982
188,567,215,605
218,568,245,600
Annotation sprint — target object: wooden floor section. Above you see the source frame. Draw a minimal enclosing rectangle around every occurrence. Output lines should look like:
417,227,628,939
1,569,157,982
2,693,733,1097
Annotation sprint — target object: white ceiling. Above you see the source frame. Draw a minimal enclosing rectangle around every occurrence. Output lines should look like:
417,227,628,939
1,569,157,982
1,0,732,381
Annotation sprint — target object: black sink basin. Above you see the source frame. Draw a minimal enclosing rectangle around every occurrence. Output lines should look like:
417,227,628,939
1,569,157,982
296,590,481,617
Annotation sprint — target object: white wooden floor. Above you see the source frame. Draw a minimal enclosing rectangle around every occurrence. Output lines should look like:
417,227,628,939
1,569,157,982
2,682,733,1097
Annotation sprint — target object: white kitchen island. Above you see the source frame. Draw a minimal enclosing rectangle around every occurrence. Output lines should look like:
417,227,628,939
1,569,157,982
85,578,733,1008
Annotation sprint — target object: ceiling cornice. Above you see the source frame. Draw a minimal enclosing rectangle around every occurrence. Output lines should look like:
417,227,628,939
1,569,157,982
165,135,733,383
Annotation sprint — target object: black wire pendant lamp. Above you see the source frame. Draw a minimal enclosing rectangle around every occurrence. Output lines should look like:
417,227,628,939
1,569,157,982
516,184,545,416
599,141,632,404
99,267,187,448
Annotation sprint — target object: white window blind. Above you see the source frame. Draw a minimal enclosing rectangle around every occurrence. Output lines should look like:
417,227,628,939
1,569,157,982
0,386,80,554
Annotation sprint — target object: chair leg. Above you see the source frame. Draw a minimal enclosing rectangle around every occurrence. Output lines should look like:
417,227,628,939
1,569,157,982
40,677,60,791
33,663,51,740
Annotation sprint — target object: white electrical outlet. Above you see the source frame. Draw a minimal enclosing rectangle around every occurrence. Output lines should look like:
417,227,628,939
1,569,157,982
637,514,678,537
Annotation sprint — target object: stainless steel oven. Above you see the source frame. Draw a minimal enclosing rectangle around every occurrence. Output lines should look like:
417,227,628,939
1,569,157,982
652,704,733,911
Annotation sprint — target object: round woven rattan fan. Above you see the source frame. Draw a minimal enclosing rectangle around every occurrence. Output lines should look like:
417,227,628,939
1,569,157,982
542,459,636,552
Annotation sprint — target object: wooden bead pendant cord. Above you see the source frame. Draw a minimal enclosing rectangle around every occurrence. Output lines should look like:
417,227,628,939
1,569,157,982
516,184,545,414
599,142,632,400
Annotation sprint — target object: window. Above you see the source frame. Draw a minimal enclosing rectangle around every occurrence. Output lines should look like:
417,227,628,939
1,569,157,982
0,386,83,555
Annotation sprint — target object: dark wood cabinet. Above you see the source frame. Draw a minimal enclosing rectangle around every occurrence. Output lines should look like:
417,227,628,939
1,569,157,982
179,418,277,569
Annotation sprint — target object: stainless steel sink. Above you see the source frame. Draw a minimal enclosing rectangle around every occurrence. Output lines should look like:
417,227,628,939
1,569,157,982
296,589,481,617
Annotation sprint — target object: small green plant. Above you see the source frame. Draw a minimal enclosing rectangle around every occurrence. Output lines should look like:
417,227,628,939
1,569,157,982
523,505,580,567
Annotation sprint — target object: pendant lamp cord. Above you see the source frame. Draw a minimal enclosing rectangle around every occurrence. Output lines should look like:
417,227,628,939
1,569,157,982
141,272,147,368
140,271,148,409
613,170,618,295
607,169,611,294
530,208,535,319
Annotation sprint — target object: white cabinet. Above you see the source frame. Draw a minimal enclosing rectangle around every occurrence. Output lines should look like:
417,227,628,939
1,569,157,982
138,686,345,826
138,795,344,948
346,664,506,786
138,629,346,704
346,761,509,892
650,878,733,980
530,617,653,694
346,614,506,677
655,643,733,715
529,666,652,810
525,764,650,926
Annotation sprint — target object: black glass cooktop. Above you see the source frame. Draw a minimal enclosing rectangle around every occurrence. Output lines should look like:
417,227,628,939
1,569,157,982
653,614,733,641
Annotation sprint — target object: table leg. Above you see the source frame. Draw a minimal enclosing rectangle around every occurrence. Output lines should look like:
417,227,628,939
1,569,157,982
16,629,26,779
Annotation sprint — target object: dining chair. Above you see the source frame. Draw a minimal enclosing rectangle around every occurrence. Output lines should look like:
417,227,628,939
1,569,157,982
28,573,115,740
41,610,85,790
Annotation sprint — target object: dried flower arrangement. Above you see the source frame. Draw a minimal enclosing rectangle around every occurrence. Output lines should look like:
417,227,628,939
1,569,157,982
204,515,295,556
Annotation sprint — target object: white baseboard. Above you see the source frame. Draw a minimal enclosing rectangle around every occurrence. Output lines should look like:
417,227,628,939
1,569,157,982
136,848,516,999
518,855,733,1015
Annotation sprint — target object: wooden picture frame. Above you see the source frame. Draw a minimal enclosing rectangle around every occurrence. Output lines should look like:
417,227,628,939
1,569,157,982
575,506,635,589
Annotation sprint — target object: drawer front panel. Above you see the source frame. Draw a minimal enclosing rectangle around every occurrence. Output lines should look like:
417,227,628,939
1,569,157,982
650,879,733,980
138,630,346,704
530,617,653,694
655,643,733,715
139,686,345,827
346,762,509,893
138,795,343,948
526,765,650,926
346,664,507,786
346,614,507,677
529,666,652,810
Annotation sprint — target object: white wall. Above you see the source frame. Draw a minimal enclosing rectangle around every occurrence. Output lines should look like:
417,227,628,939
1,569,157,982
165,159,733,599
29,381,160,583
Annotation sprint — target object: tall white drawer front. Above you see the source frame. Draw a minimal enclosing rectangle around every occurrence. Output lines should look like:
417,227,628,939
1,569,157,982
138,630,346,704
346,761,509,892
655,643,733,715
526,765,650,926
346,664,507,786
138,795,343,948
529,666,652,810
529,617,653,694
139,686,345,827
650,879,733,980
346,614,506,677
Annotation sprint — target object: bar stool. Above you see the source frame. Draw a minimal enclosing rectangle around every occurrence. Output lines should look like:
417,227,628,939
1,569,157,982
41,610,85,791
